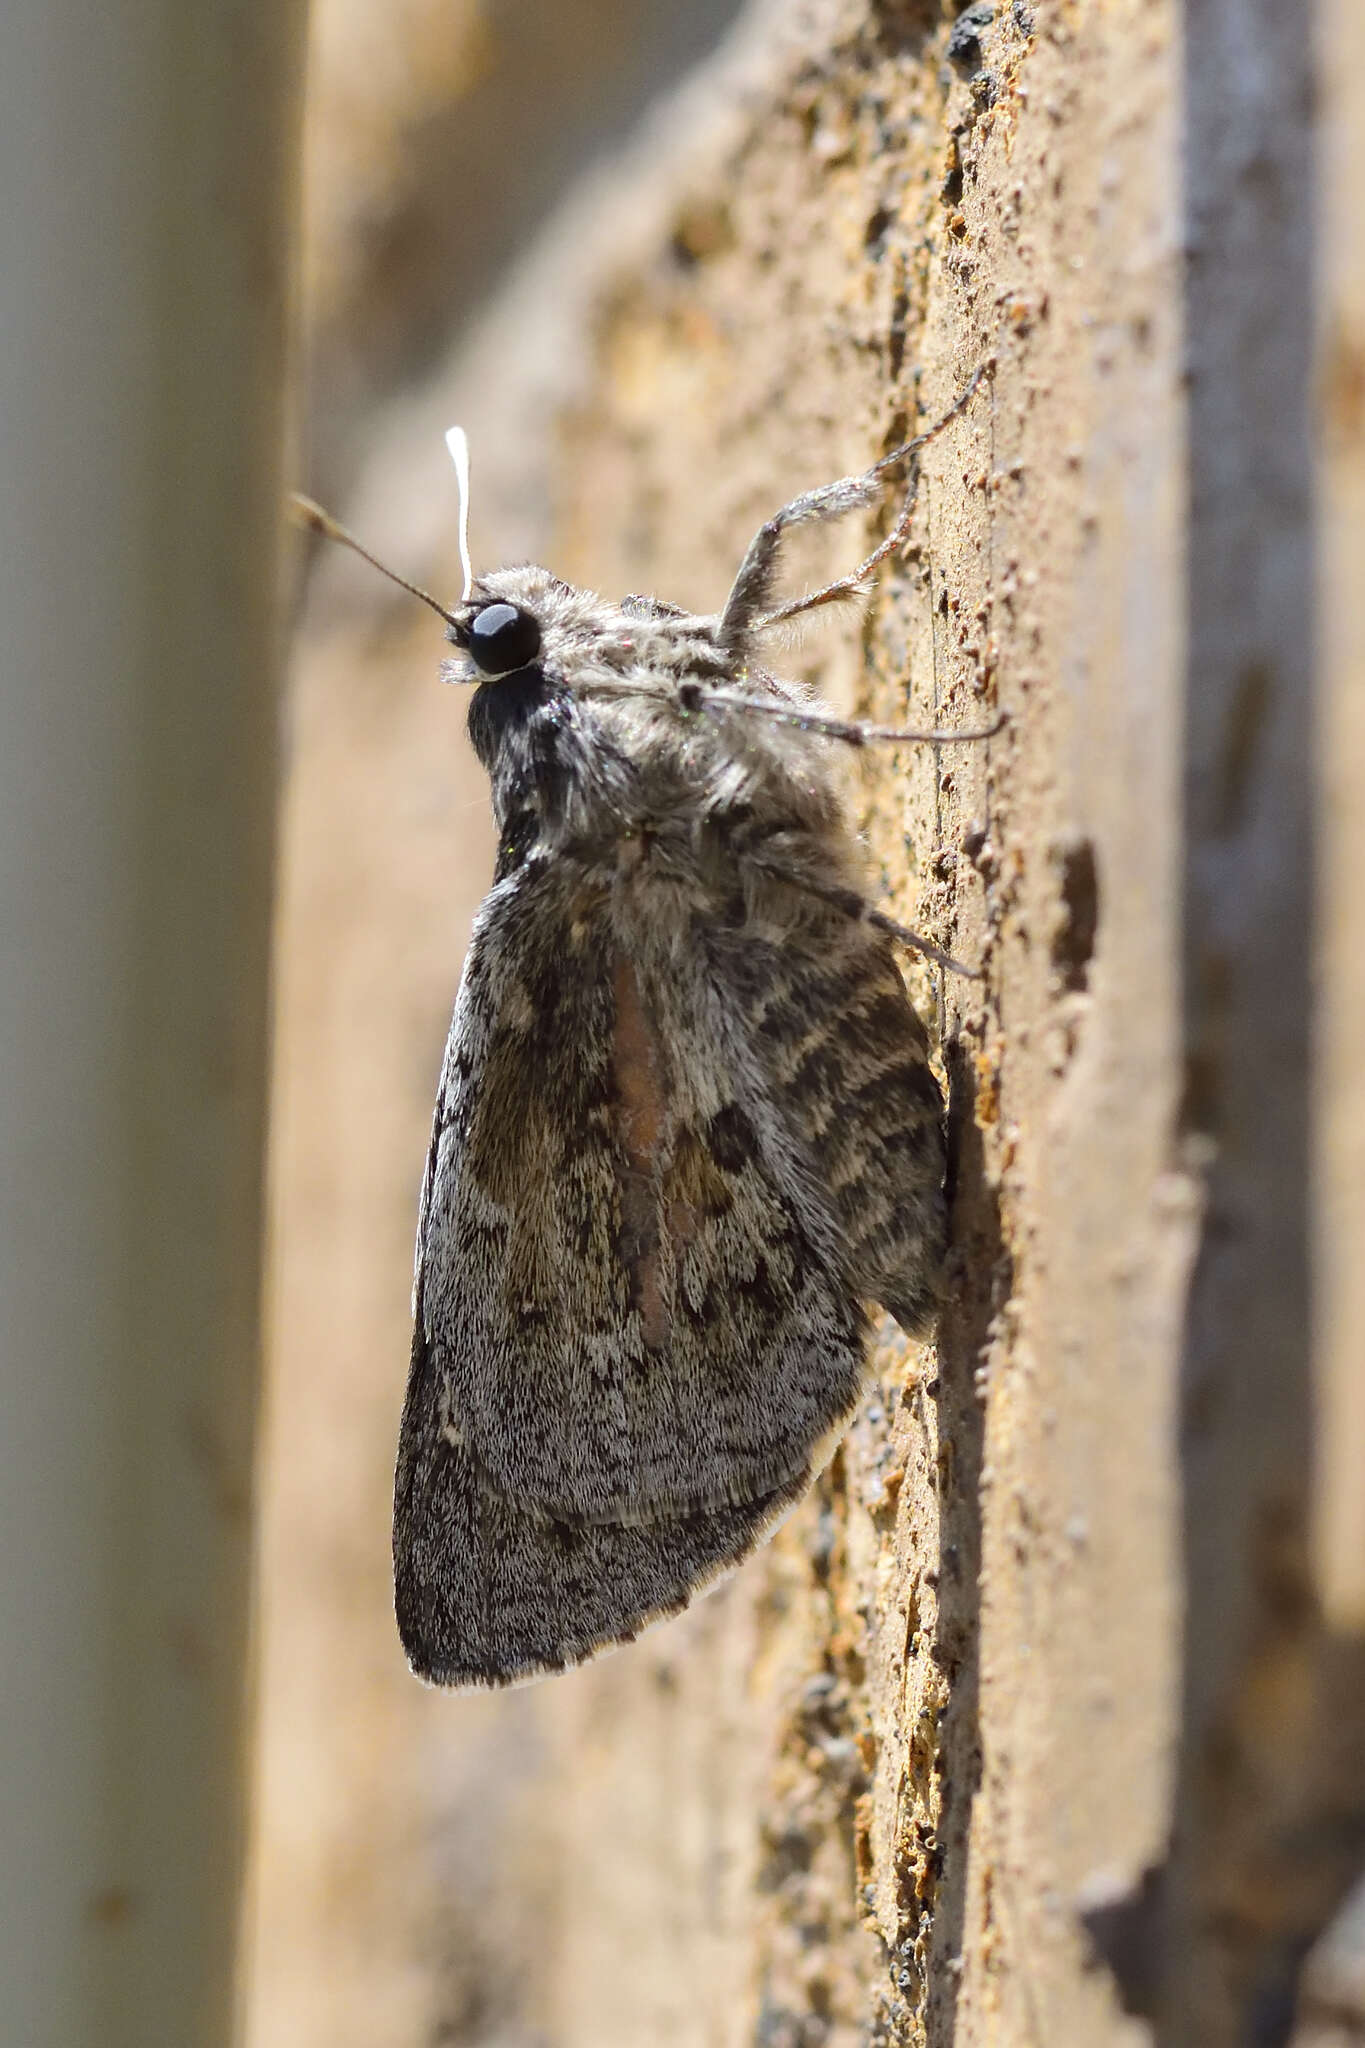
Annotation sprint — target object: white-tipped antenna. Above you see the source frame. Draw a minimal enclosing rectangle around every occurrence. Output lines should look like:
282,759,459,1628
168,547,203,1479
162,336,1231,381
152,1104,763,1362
445,425,474,601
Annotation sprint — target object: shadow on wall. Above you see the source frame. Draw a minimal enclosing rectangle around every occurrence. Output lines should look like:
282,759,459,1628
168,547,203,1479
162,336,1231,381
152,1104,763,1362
925,1038,1009,2046
306,0,747,503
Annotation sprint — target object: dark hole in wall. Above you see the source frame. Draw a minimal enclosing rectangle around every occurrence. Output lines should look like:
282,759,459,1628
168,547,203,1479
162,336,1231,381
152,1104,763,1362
1048,833,1100,994
946,2,994,72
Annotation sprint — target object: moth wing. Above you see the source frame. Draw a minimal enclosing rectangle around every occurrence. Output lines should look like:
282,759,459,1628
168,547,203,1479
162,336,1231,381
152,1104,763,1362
393,862,876,1681
402,860,869,1526
718,915,948,1336
394,865,950,1687
394,1316,811,1686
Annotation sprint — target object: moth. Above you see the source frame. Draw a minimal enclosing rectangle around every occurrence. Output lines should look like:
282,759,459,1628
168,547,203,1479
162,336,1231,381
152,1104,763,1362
294,367,997,1687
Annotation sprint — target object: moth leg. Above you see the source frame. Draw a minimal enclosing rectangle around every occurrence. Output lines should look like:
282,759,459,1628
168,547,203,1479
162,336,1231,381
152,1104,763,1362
748,853,982,981
677,680,1006,751
718,361,990,651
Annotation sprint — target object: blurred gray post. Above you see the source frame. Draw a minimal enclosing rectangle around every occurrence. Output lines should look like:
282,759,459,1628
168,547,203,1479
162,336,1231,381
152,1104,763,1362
0,5,303,2045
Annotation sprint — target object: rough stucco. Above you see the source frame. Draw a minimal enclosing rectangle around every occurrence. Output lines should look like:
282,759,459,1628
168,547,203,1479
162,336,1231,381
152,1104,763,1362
246,2,1365,2044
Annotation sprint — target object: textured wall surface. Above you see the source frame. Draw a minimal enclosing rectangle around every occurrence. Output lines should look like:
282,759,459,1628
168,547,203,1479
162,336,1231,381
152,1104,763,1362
245,3,1365,2044
545,9,1188,2042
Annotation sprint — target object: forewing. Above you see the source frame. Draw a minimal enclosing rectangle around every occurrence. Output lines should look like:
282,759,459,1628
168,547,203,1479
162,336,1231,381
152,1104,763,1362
401,860,868,1526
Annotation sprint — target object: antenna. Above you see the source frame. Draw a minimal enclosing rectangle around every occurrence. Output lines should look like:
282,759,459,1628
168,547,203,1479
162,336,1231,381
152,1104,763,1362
288,494,462,630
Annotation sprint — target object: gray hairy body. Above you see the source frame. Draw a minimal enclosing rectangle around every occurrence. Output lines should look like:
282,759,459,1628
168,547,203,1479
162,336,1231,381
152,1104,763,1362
394,553,949,1688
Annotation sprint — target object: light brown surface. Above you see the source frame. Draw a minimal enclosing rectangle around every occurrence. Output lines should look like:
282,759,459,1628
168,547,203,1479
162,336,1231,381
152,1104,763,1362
1317,0,1365,1638
245,2,1365,2043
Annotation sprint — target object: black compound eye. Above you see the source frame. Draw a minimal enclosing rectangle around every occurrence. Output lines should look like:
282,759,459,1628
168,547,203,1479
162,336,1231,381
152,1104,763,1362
467,601,542,676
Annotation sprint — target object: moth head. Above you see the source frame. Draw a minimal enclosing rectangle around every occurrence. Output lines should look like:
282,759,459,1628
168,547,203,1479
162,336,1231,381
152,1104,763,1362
440,561,573,688
447,599,543,679
290,431,558,696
